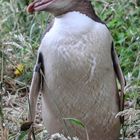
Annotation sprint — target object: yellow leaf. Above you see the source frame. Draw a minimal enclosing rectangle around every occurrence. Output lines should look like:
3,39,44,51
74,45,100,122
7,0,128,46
14,64,25,77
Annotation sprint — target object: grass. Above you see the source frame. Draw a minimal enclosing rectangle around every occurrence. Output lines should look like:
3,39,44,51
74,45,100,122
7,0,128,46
0,0,140,139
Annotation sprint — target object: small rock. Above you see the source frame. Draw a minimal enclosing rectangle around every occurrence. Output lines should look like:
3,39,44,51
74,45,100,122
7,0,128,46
48,133,79,140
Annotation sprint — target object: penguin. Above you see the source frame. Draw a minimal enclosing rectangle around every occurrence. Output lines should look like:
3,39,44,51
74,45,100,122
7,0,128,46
27,0,126,140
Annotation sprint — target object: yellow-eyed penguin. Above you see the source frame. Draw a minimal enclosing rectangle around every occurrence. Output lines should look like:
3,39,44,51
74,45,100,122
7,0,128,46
27,0,126,139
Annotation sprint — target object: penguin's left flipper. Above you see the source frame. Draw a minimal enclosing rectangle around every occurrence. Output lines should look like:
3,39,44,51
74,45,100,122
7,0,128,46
111,42,126,112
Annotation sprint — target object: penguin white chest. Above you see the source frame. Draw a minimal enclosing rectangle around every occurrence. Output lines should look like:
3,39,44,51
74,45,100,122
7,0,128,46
39,11,114,108
40,12,113,88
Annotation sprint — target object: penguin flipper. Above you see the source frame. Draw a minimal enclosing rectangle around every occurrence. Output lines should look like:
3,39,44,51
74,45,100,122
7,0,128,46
28,63,41,122
111,42,126,112
28,52,44,121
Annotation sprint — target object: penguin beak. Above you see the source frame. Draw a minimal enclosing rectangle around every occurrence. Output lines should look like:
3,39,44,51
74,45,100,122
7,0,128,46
27,0,56,13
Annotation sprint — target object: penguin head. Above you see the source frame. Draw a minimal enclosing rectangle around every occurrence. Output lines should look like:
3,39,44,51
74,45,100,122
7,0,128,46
27,0,90,16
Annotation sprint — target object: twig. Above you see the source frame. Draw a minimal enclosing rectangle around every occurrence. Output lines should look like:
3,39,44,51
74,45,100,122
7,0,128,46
27,86,36,140
0,46,6,139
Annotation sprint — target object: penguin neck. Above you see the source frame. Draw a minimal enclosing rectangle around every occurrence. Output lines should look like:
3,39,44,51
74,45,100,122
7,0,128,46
54,1,103,24
48,11,99,37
